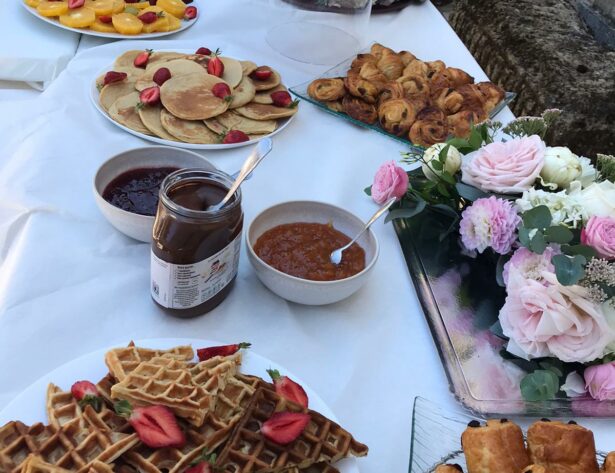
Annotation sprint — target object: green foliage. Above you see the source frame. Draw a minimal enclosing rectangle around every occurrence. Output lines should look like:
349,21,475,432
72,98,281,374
364,185,372,196
520,370,560,401
384,200,426,223
522,205,552,229
561,244,597,259
455,182,488,201
552,254,586,286
544,226,574,244
597,154,615,183
503,109,561,139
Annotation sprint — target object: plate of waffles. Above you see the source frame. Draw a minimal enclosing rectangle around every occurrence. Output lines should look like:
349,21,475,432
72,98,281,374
91,48,298,150
0,338,366,473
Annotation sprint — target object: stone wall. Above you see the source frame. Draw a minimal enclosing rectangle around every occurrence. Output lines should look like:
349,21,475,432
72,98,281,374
450,0,615,157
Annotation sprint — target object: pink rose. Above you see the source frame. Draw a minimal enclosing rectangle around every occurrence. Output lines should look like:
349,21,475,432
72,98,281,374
581,216,615,260
371,161,409,204
502,246,559,285
585,362,615,401
461,135,546,194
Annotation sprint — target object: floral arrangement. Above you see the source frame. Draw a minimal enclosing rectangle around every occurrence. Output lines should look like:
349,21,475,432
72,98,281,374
368,110,615,402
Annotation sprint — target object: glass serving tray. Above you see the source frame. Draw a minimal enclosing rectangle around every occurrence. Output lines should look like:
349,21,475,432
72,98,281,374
289,50,516,152
394,210,615,417
409,397,609,473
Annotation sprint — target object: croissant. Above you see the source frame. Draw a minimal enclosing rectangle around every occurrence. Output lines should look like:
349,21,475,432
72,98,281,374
521,466,547,473
430,67,475,91
377,51,404,80
403,59,429,78
407,94,430,112
307,78,346,102
350,53,378,71
435,466,463,473
378,98,420,136
456,84,487,110
397,74,430,96
359,62,388,85
399,50,418,66
426,60,446,77
344,70,381,104
325,100,345,113
447,108,488,138
476,81,505,112
342,95,378,124
370,42,395,59
378,81,405,106
408,106,449,147
604,452,615,472
432,87,464,114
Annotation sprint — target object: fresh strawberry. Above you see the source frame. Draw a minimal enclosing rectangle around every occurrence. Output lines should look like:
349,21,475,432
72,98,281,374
195,47,211,56
139,86,160,105
71,381,103,412
267,369,308,408
270,91,293,108
115,401,185,448
138,11,158,23
184,452,217,473
250,67,272,81
153,67,171,86
222,130,250,144
103,71,128,86
184,6,197,19
197,342,250,361
207,50,224,77
98,15,112,23
212,82,232,100
261,412,310,445
134,49,153,68
68,0,84,8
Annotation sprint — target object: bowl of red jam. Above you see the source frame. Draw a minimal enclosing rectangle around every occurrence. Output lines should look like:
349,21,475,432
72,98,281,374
246,201,379,305
93,146,216,242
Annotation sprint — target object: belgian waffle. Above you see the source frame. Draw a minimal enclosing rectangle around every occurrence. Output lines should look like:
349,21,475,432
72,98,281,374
105,343,194,381
21,455,115,473
216,388,368,473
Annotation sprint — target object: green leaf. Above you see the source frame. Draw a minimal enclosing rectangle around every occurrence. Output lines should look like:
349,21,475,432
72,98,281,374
455,182,488,201
552,254,586,285
561,244,597,259
364,186,372,196
490,320,505,339
436,182,450,197
114,400,133,417
544,225,574,244
468,127,483,150
430,160,443,171
438,144,450,163
520,370,560,401
522,205,552,229
538,360,563,378
496,254,511,287
518,226,532,248
447,137,470,149
529,230,547,254
384,200,427,223
439,171,456,185
430,203,459,218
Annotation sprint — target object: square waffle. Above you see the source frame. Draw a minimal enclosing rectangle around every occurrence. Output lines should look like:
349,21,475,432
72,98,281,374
20,455,115,473
105,343,194,382
215,388,368,473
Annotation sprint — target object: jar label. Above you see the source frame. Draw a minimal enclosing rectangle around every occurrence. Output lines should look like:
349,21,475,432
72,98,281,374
150,233,242,309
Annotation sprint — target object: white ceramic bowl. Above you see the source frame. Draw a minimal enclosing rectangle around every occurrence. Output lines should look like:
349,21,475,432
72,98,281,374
93,146,216,242
246,201,379,305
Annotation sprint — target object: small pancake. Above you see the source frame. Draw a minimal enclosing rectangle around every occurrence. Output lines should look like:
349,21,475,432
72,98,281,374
108,92,152,136
161,72,230,120
160,108,219,144
251,68,281,91
146,51,188,68
235,102,297,120
99,79,137,112
139,104,179,141
114,50,143,69
240,60,258,76
206,110,277,134
229,76,256,109
252,84,288,105
136,59,207,91
180,55,243,88
203,117,225,135
96,67,140,89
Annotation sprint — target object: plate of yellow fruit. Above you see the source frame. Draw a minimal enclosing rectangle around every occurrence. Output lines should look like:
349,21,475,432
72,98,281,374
22,0,199,39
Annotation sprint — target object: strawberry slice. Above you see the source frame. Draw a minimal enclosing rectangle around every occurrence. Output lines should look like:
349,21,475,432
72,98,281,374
196,342,250,361
212,82,232,100
270,91,293,108
68,0,85,8
103,71,128,86
261,412,310,445
139,86,160,105
98,15,112,23
134,49,153,68
184,452,217,473
207,50,224,77
267,369,308,408
222,130,250,144
115,401,185,448
195,47,211,56
138,11,158,23
250,67,272,81
184,6,197,19
71,381,103,412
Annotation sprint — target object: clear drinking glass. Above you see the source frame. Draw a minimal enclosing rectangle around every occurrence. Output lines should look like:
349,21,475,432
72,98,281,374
266,0,372,65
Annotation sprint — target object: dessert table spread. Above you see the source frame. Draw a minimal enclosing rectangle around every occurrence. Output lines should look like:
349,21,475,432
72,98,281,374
0,1,613,472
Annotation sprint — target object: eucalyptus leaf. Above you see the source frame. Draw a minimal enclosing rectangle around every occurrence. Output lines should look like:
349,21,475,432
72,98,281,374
518,226,531,248
496,254,511,287
364,186,372,196
529,231,547,254
561,244,598,259
522,205,552,229
552,254,586,286
490,320,505,339
520,370,560,401
384,200,426,223
455,182,488,201
538,360,563,378
544,225,574,244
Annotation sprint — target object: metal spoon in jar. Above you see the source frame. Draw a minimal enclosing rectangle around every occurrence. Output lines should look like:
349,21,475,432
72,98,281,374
209,137,273,211
329,196,397,265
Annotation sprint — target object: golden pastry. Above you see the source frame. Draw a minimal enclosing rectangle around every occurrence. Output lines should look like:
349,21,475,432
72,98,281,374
344,70,381,104
350,53,378,71
358,62,388,85
426,60,446,77
342,95,377,124
378,98,419,136
408,106,449,147
325,100,345,113
521,466,547,473
432,87,464,114
377,81,405,106
398,50,417,66
307,78,346,102
370,42,395,59
461,419,530,473
456,84,487,110
604,452,615,472
397,74,430,96
377,50,404,80
403,59,429,78
527,420,599,473
431,67,474,90
447,110,477,138
435,464,464,472
476,81,505,112
407,94,430,112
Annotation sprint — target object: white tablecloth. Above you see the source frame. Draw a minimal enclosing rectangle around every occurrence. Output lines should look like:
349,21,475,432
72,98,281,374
1,2,612,471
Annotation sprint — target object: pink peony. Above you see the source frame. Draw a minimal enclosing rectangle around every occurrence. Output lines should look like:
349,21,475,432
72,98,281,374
499,270,615,363
502,246,559,285
371,161,409,204
459,196,521,254
581,216,615,260
585,362,615,401
461,135,546,194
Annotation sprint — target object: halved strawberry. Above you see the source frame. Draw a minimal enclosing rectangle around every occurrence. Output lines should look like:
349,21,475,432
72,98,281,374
261,412,310,445
139,86,160,105
115,401,185,448
212,82,232,100
195,47,211,56
270,91,293,108
98,15,112,23
71,381,103,412
184,452,217,473
68,0,85,8
138,11,158,23
207,50,224,77
134,49,153,68
103,71,128,86
153,67,171,86
184,6,197,19
267,369,308,408
250,67,272,81
196,342,250,361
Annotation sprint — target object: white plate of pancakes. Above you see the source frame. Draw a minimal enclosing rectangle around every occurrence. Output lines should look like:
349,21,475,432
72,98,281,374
91,49,298,149
0,338,360,473
21,0,199,40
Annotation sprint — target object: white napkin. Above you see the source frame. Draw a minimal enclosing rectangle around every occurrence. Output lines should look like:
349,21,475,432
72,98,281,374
0,0,80,89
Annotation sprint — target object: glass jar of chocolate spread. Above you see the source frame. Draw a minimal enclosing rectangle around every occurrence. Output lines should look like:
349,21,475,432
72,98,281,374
150,169,243,317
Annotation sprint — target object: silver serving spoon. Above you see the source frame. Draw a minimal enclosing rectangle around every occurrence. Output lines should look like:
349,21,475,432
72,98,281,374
329,196,397,265
209,137,273,211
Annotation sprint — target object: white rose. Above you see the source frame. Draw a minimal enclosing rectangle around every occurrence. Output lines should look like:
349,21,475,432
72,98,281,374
561,372,587,398
574,156,597,188
540,146,582,189
581,180,615,218
422,143,461,182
